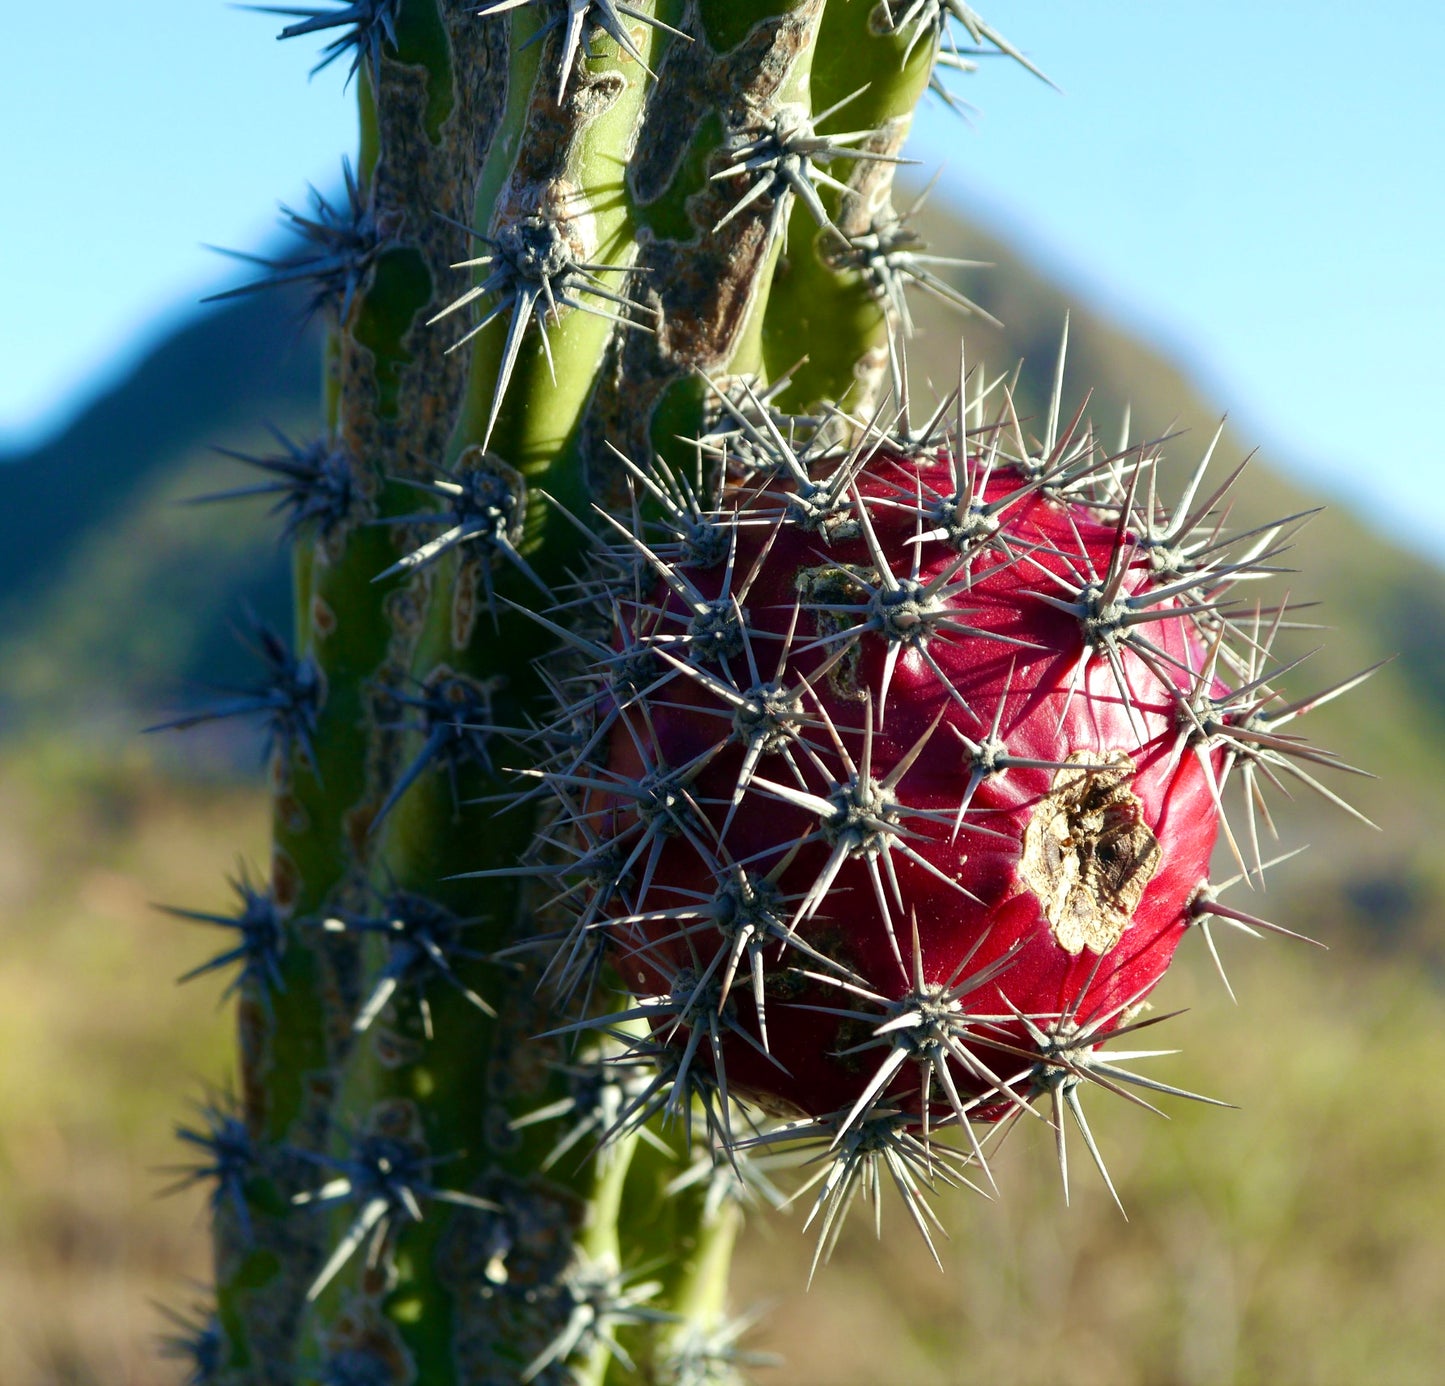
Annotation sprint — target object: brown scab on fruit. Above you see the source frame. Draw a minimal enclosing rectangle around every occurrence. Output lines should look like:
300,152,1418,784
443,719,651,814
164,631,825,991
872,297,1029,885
1020,750,1162,956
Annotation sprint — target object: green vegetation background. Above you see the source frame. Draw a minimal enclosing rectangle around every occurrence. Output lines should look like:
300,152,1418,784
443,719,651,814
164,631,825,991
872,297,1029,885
2,202,1442,1384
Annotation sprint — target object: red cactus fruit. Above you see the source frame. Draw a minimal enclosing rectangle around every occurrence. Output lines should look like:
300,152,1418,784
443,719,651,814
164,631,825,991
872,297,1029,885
538,382,1359,1251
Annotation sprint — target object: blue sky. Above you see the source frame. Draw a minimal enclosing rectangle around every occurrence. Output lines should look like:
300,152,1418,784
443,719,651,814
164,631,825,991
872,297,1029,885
3,2,1442,557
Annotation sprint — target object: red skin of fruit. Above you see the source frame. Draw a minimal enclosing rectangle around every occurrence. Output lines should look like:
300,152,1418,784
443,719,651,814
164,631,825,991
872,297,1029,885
599,449,1225,1125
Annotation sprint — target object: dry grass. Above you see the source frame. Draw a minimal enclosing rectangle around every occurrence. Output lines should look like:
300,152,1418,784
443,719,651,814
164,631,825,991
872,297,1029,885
0,743,262,1385
736,947,1445,1384
2,741,1443,1385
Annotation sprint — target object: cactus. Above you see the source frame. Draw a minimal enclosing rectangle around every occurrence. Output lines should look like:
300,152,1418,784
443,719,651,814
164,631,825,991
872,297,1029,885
157,2,1372,1381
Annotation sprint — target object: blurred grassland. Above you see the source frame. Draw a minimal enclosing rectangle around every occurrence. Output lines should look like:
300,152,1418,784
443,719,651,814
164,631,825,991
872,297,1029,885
3,740,1444,1385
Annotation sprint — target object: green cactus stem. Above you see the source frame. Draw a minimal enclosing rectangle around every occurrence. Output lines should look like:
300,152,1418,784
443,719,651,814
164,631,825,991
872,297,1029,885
179,2,1055,1381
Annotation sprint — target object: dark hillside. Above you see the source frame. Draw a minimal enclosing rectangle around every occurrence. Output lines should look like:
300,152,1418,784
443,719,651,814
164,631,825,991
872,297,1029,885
0,289,321,614
2,200,1441,955
0,288,320,720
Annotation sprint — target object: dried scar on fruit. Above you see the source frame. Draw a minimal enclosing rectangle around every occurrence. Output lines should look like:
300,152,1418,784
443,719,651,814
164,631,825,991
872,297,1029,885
1020,750,1161,956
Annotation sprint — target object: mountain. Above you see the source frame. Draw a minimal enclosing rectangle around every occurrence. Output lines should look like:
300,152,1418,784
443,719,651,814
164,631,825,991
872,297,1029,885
0,288,321,727
1,200,1441,953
